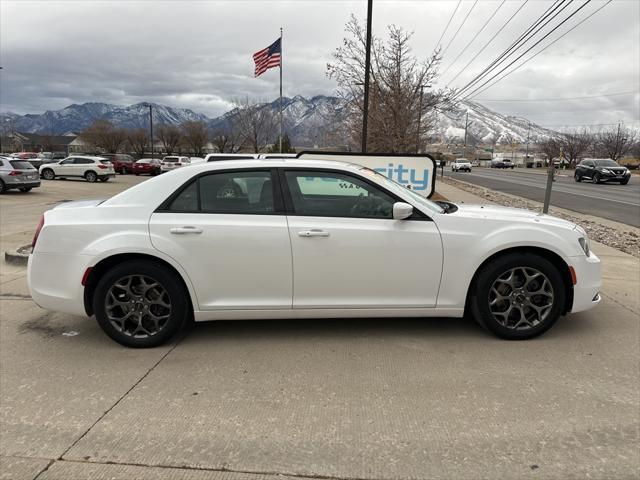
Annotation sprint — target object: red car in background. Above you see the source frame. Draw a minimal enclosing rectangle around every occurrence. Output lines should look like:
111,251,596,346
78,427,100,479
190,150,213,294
132,158,162,176
99,154,135,174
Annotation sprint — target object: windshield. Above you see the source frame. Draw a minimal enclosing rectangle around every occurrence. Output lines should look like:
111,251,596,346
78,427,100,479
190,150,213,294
359,167,444,215
594,159,620,167
136,159,149,164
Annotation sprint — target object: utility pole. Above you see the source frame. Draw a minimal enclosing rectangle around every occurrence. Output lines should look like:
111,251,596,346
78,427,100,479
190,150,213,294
543,145,560,214
149,105,154,159
279,27,283,153
463,111,469,158
525,121,531,166
361,0,373,153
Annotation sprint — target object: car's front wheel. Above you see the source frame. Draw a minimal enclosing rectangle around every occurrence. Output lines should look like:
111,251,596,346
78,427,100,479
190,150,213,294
470,253,565,340
19,187,32,192
93,260,189,347
574,172,582,182
593,173,602,184
620,178,629,185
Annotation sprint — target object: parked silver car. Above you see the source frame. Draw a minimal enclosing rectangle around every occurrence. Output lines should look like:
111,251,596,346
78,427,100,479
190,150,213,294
0,156,41,193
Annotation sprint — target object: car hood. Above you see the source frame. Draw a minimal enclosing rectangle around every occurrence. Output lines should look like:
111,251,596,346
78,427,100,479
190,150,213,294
451,203,578,231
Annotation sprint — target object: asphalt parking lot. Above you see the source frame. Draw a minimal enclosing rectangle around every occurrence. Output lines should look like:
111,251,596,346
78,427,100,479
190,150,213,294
1,175,639,479
445,167,640,227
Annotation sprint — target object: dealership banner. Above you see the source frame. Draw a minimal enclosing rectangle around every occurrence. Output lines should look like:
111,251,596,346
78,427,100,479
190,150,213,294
296,152,437,198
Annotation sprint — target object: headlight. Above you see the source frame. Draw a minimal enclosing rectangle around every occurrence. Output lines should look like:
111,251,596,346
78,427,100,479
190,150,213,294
578,237,590,256
601,168,612,174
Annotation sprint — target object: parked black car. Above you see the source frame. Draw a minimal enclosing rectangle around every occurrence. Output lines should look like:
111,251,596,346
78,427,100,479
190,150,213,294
491,160,514,169
575,159,631,185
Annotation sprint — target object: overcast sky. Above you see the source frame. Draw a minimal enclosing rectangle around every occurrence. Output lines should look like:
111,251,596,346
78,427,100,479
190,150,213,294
1,0,639,128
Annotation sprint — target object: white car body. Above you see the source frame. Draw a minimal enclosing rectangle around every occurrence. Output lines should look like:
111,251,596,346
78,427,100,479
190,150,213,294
28,158,601,343
160,156,190,172
38,156,115,181
452,159,472,172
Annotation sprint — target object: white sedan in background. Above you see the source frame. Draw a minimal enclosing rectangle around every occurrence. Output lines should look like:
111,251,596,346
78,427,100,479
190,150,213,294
28,158,601,347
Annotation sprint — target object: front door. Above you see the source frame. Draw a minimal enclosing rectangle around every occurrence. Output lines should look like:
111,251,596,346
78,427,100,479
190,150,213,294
149,169,292,310
282,169,443,309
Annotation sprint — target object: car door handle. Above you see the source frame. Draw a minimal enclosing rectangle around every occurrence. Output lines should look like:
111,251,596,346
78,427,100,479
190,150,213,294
298,229,330,237
170,226,203,234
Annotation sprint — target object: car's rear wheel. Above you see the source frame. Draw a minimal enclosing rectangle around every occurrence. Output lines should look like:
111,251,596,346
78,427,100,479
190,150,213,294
470,253,565,340
93,261,189,347
19,187,32,192
41,168,55,180
85,171,98,183
0,180,6,194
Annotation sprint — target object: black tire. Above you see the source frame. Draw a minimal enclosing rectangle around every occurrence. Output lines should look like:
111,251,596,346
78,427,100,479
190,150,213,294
41,168,55,180
99,177,109,182
574,172,581,182
0,180,6,194
620,178,629,185
593,173,601,184
470,253,566,340
93,260,189,348
85,170,98,183
19,187,32,192
135,173,140,176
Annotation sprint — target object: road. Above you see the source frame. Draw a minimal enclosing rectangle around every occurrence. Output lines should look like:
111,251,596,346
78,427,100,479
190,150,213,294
445,167,640,227
1,175,639,479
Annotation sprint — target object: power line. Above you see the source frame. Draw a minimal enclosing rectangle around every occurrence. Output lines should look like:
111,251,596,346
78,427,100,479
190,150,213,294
459,0,595,101
467,0,615,99
475,91,638,102
433,0,461,51
453,0,572,101
440,0,506,78
442,0,479,55
445,0,530,88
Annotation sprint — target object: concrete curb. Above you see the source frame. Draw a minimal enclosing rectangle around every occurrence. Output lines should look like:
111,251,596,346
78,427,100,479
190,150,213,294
4,245,32,266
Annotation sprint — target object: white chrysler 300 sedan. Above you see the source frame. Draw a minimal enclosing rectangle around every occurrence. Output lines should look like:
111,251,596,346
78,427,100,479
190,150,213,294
28,159,601,347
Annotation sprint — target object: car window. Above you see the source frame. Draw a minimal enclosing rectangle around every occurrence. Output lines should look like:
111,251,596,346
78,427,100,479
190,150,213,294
594,159,619,167
285,170,395,219
166,171,274,214
9,160,34,170
74,158,93,164
582,161,594,167
99,160,111,164
60,158,75,164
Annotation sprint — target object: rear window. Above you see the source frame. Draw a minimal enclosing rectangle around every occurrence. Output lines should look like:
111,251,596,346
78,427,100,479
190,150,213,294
99,160,112,164
164,158,179,163
9,160,34,170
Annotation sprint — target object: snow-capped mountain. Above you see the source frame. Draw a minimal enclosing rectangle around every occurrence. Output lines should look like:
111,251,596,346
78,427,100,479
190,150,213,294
1,102,208,135
1,96,554,146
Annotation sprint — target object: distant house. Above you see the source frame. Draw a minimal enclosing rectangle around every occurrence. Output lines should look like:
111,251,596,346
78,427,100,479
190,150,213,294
1,132,78,154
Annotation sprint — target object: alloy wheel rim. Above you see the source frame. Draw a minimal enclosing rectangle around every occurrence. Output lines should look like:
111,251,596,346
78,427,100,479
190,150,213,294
105,275,172,338
488,267,554,330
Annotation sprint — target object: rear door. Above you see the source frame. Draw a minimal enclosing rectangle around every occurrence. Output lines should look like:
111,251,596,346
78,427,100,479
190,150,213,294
55,158,77,176
281,169,443,309
149,168,293,310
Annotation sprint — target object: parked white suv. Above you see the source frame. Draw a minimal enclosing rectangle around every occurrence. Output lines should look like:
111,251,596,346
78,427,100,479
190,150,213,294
452,158,472,172
160,156,190,172
39,156,115,182
28,158,601,348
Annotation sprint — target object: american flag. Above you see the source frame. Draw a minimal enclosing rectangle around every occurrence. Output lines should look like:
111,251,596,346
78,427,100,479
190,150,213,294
253,38,281,77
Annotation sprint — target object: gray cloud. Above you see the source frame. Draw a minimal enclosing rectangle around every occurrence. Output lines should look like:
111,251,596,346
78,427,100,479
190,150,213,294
1,0,638,129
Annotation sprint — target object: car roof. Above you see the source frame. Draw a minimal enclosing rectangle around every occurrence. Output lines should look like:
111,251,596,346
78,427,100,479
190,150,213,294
69,155,106,160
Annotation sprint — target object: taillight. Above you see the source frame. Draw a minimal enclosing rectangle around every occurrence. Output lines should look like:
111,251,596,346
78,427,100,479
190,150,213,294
9,171,20,176
97,164,107,169
32,215,45,248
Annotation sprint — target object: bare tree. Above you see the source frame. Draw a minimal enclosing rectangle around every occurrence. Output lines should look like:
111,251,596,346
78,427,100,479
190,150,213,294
156,124,182,155
597,124,637,161
181,121,209,157
80,120,127,153
126,128,149,158
211,120,242,153
327,15,453,152
233,97,277,153
560,128,593,166
538,136,562,165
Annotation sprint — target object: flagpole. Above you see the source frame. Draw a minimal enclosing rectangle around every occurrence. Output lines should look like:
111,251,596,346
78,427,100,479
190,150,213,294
279,27,283,153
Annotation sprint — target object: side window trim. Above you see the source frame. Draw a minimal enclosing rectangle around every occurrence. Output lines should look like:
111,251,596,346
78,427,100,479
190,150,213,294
155,168,284,215
278,167,429,221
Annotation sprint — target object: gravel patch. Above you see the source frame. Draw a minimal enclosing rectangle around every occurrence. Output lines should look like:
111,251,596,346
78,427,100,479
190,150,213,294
442,177,640,258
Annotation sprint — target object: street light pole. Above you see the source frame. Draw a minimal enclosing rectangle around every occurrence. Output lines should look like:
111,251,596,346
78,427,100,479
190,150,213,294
361,0,373,153
149,105,154,159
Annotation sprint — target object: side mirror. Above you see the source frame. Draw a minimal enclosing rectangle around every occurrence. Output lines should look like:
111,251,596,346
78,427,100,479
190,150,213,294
393,202,413,220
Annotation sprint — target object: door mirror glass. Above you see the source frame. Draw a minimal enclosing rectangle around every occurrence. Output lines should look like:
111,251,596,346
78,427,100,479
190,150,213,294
393,202,413,220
